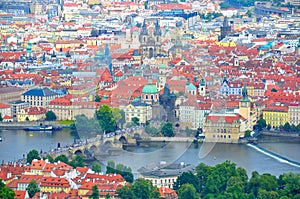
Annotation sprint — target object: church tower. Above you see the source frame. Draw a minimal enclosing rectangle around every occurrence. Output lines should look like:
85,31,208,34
199,77,206,96
139,20,162,59
26,41,32,58
219,16,231,41
297,38,300,55
239,84,251,128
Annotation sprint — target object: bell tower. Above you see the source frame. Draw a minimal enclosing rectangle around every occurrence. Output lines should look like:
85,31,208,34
199,77,206,96
239,84,251,128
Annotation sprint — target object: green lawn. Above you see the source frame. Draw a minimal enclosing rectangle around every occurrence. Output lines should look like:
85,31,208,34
58,120,74,125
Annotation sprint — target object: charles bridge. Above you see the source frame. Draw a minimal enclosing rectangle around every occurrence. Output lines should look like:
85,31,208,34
52,126,146,159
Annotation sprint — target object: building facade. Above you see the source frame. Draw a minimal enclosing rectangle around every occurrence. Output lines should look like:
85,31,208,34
124,101,152,124
22,88,60,108
17,107,47,122
204,113,246,143
263,106,289,128
288,104,300,126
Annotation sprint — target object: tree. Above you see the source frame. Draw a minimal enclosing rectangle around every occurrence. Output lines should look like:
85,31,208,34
132,179,159,199
89,185,99,199
54,154,69,164
244,130,251,137
106,160,116,174
0,113,2,122
178,183,199,199
145,125,159,135
246,10,252,17
112,108,125,129
70,155,84,168
283,122,291,132
174,172,199,192
106,160,134,183
271,88,278,92
131,117,140,126
0,180,15,199
161,122,174,137
43,154,54,163
26,180,40,198
96,105,117,133
26,149,40,164
92,162,102,173
95,95,101,102
256,118,267,131
116,184,135,199
45,110,57,121
267,124,271,130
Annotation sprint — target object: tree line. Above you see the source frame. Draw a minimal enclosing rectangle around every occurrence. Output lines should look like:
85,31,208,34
173,160,300,199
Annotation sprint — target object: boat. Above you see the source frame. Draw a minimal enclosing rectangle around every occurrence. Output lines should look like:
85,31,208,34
24,125,54,131
0,136,2,142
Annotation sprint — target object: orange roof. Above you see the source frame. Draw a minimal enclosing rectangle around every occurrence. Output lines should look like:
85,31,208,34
14,190,27,199
0,103,10,109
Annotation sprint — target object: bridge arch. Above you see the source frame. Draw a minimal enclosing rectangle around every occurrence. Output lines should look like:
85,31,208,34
89,145,97,153
133,133,142,140
119,135,128,144
74,149,83,156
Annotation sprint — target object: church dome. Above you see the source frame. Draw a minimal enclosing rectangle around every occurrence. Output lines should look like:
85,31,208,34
142,84,158,94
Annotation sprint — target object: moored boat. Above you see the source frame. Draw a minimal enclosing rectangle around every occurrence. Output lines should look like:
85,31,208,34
24,125,53,131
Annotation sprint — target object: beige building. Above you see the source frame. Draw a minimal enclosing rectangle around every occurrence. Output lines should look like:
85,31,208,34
49,97,101,121
204,113,247,143
179,99,211,130
0,103,11,118
288,104,300,126
0,87,24,103
124,101,152,124
22,88,59,108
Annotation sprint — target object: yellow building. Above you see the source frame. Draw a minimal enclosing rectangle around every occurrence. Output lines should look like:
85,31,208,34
17,107,47,122
40,176,70,193
216,39,236,47
263,106,289,128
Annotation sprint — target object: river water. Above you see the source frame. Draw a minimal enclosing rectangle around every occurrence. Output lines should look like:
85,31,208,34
0,129,299,176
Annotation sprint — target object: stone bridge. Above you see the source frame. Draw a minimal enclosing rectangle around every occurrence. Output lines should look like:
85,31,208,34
57,127,145,159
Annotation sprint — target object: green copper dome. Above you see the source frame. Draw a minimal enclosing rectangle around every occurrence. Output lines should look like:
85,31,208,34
142,84,158,94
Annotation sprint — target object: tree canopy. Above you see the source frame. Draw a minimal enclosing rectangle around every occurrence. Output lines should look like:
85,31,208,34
26,180,40,198
173,161,300,199
0,180,15,199
54,154,69,164
26,149,40,164
96,105,117,133
161,122,174,137
45,110,57,121
106,160,134,183
89,185,99,199
92,162,102,173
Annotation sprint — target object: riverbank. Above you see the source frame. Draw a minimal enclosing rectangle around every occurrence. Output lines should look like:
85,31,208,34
261,131,300,137
0,121,70,130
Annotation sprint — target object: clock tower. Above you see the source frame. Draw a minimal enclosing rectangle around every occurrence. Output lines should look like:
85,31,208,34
239,84,251,129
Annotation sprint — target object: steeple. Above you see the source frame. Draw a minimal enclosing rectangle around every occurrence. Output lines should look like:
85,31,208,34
240,84,250,102
140,20,148,35
26,41,32,57
200,77,205,86
154,20,162,36
1,41,6,52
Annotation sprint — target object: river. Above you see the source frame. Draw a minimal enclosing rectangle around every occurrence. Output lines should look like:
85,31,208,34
0,129,299,176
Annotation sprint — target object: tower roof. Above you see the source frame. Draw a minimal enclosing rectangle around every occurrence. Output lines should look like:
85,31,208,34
240,84,250,102
142,83,158,94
